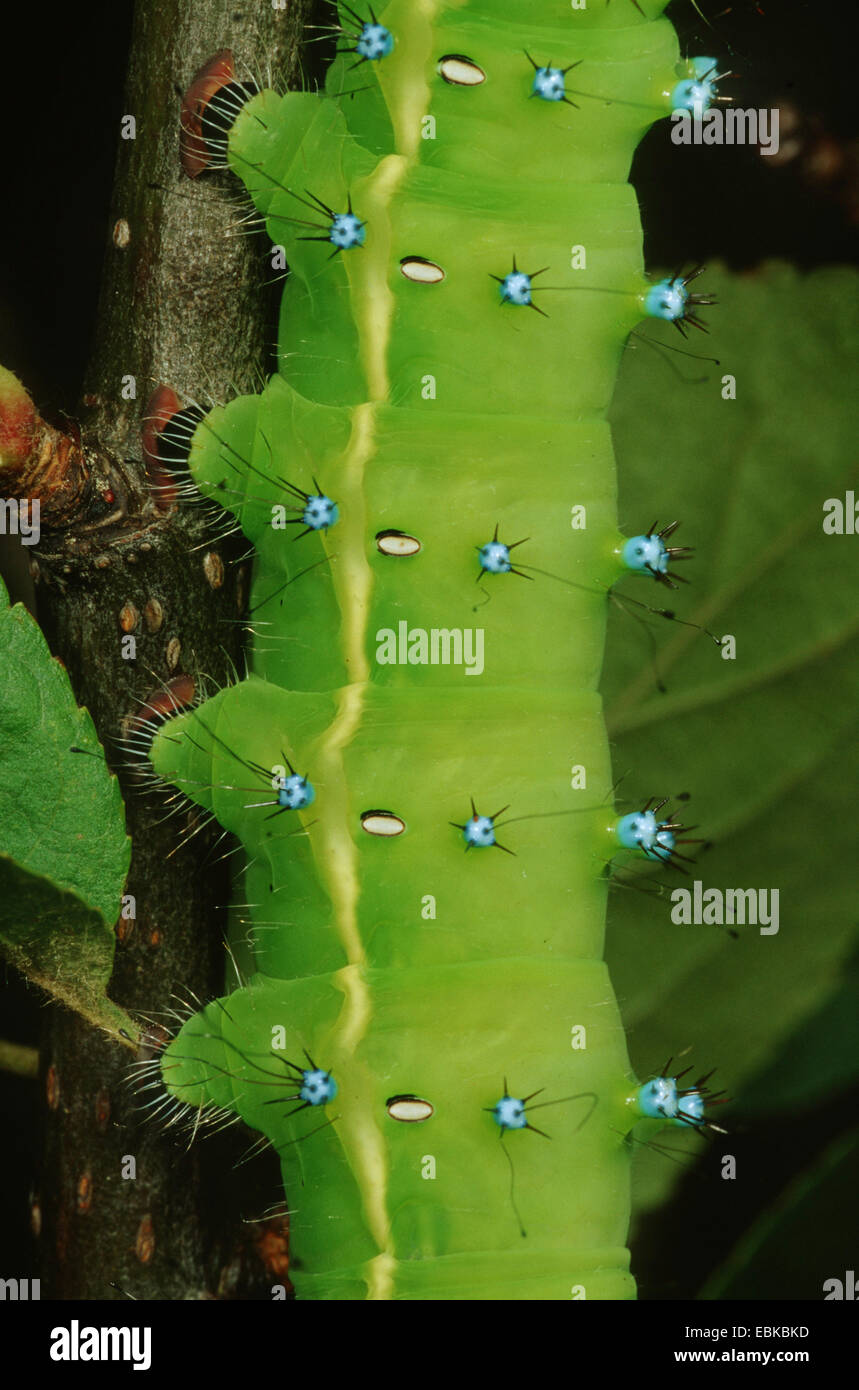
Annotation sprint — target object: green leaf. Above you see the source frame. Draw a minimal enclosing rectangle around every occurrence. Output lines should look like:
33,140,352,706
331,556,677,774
698,1126,859,1300
737,940,859,1118
604,264,859,1213
0,856,137,1042
0,582,135,1043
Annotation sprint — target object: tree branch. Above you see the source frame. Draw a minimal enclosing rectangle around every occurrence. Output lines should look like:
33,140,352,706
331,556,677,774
33,0,319,1300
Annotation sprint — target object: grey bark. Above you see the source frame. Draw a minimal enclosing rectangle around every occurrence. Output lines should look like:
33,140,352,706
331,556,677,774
33,0,320,1299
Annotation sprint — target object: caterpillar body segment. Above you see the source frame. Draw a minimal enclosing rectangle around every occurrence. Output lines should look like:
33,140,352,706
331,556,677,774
159,963,636,1300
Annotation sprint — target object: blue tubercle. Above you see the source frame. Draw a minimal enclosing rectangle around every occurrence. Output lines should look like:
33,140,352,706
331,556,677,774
328,212,366,250
615,809,675,860
453,799,512,854
622,533,670,576
476,525,529,582
526,53,580,105
645,276,689,323
493,1095,528,1131
532,65,566,102
277,773,316,810
690,55,719,79
463,813,498,849
301,493,339,531
479,539,513,574
670,56,719,114
620,520,692,589
300,1068,338,1106
498,271,533,307
634,1067,726,1133
637,1077,679,1119
356,22,394,60
643,267,715,336
492,258,549,315
674,1090,706,1127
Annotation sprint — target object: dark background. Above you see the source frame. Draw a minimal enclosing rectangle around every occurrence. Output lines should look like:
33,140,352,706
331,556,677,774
0,0,855,1296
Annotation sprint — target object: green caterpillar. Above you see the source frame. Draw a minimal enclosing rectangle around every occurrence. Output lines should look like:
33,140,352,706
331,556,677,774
146,0,716,1299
